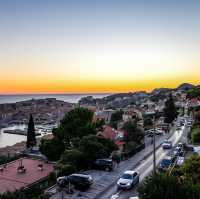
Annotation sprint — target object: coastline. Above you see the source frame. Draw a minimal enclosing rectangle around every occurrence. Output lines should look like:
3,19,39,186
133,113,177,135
0,134,53,157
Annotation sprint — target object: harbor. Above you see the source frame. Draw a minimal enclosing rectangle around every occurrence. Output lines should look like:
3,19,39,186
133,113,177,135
0,124,56,148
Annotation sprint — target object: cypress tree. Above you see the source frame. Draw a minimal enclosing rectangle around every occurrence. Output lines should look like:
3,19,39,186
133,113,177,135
164,93,178,124
26,114,36,148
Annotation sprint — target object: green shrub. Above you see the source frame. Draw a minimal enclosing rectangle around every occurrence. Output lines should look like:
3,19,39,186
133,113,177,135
59,149,85,170
191,129,200,144
55,163,76,177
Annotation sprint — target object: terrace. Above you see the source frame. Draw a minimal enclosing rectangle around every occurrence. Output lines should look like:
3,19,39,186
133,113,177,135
0,157,54,193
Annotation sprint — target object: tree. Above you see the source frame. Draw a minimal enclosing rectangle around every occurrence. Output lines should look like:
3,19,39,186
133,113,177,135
58,107,96,145
94,118,105,131
40,138,64,161
40,107,105,161
138,173,185,199
110,110,123,129
164,94,177,124
79,135,117,167
187,86,200,99
138,155,200,199
122,121,144,143
191,130,200,144
183,154,200,184
59,149,85,171
26,114,36,148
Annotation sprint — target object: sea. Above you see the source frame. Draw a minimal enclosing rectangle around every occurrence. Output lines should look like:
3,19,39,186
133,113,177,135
0,93,110,104
0,93,110,148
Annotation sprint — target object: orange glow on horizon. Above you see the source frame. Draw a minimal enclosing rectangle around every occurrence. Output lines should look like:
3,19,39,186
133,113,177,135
1,74,199,94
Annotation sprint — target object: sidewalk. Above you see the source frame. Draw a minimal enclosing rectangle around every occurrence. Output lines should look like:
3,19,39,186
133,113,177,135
50,128,174,199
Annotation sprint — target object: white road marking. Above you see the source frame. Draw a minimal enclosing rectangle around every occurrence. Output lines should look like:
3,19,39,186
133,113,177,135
110,191,121,199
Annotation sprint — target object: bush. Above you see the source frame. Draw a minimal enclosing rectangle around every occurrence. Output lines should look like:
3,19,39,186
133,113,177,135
55,163,76,177
48,172,57,184
0,155,19,165
191,127,200,144
79,135,108,167
123,141,137,152
192,131,200,144
96,136,118,154
59,149,85,170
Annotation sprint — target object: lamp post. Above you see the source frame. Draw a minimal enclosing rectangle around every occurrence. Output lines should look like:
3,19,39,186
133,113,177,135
153,115,156,174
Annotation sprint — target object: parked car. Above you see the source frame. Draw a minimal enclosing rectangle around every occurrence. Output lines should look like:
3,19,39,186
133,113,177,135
173,146,184,157
158,157,173,171
162,140,172,149
117,170,139,190
57,174,93,190
146,129,164,137
177,142,184,149
94,159,114,171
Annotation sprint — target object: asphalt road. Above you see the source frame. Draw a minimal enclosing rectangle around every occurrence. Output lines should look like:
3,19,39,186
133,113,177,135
97,125,187,199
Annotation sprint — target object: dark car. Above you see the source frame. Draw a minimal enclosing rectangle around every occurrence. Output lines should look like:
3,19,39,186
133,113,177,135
57,174,93,190
94,159,114,171
158,157,173,172
172,146,184,157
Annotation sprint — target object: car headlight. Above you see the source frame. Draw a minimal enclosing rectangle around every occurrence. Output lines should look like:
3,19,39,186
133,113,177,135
127,183,131,186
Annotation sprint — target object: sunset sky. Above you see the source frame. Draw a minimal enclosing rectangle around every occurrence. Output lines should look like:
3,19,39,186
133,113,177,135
0,0,200,94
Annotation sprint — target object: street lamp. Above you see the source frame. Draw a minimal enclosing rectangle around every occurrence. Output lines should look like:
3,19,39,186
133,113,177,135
153,115,156,174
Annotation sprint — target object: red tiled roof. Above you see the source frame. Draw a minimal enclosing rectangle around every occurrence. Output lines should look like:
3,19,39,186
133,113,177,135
114,140,125,146
0,158,54,193
97,126,117,140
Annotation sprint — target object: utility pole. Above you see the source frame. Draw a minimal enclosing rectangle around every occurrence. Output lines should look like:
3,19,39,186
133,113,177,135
153,115,156,174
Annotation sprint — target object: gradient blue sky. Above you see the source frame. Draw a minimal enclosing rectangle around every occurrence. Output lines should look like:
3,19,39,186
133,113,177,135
0,0,200,93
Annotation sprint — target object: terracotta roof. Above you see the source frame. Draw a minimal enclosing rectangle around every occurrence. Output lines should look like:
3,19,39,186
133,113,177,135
0,158,54,193
97,126,117,140
114,140,125,146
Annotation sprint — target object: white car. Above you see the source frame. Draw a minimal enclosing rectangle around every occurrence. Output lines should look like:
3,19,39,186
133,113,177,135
162,140,172,149
117,170,139,190
176,156,184,166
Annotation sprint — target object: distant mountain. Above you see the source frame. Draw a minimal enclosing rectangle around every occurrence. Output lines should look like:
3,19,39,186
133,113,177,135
176,83,194,91
151,88,172,95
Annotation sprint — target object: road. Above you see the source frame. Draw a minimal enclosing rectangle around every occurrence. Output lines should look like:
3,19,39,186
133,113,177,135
97,125,188,199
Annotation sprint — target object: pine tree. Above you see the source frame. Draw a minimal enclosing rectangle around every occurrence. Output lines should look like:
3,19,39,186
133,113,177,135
26,114,36,148
164,93,177,124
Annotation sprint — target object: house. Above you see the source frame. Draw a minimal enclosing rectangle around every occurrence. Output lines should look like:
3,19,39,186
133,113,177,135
122,108,143,122
97,125,125,150
188,98,200,108
95,109,115,123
